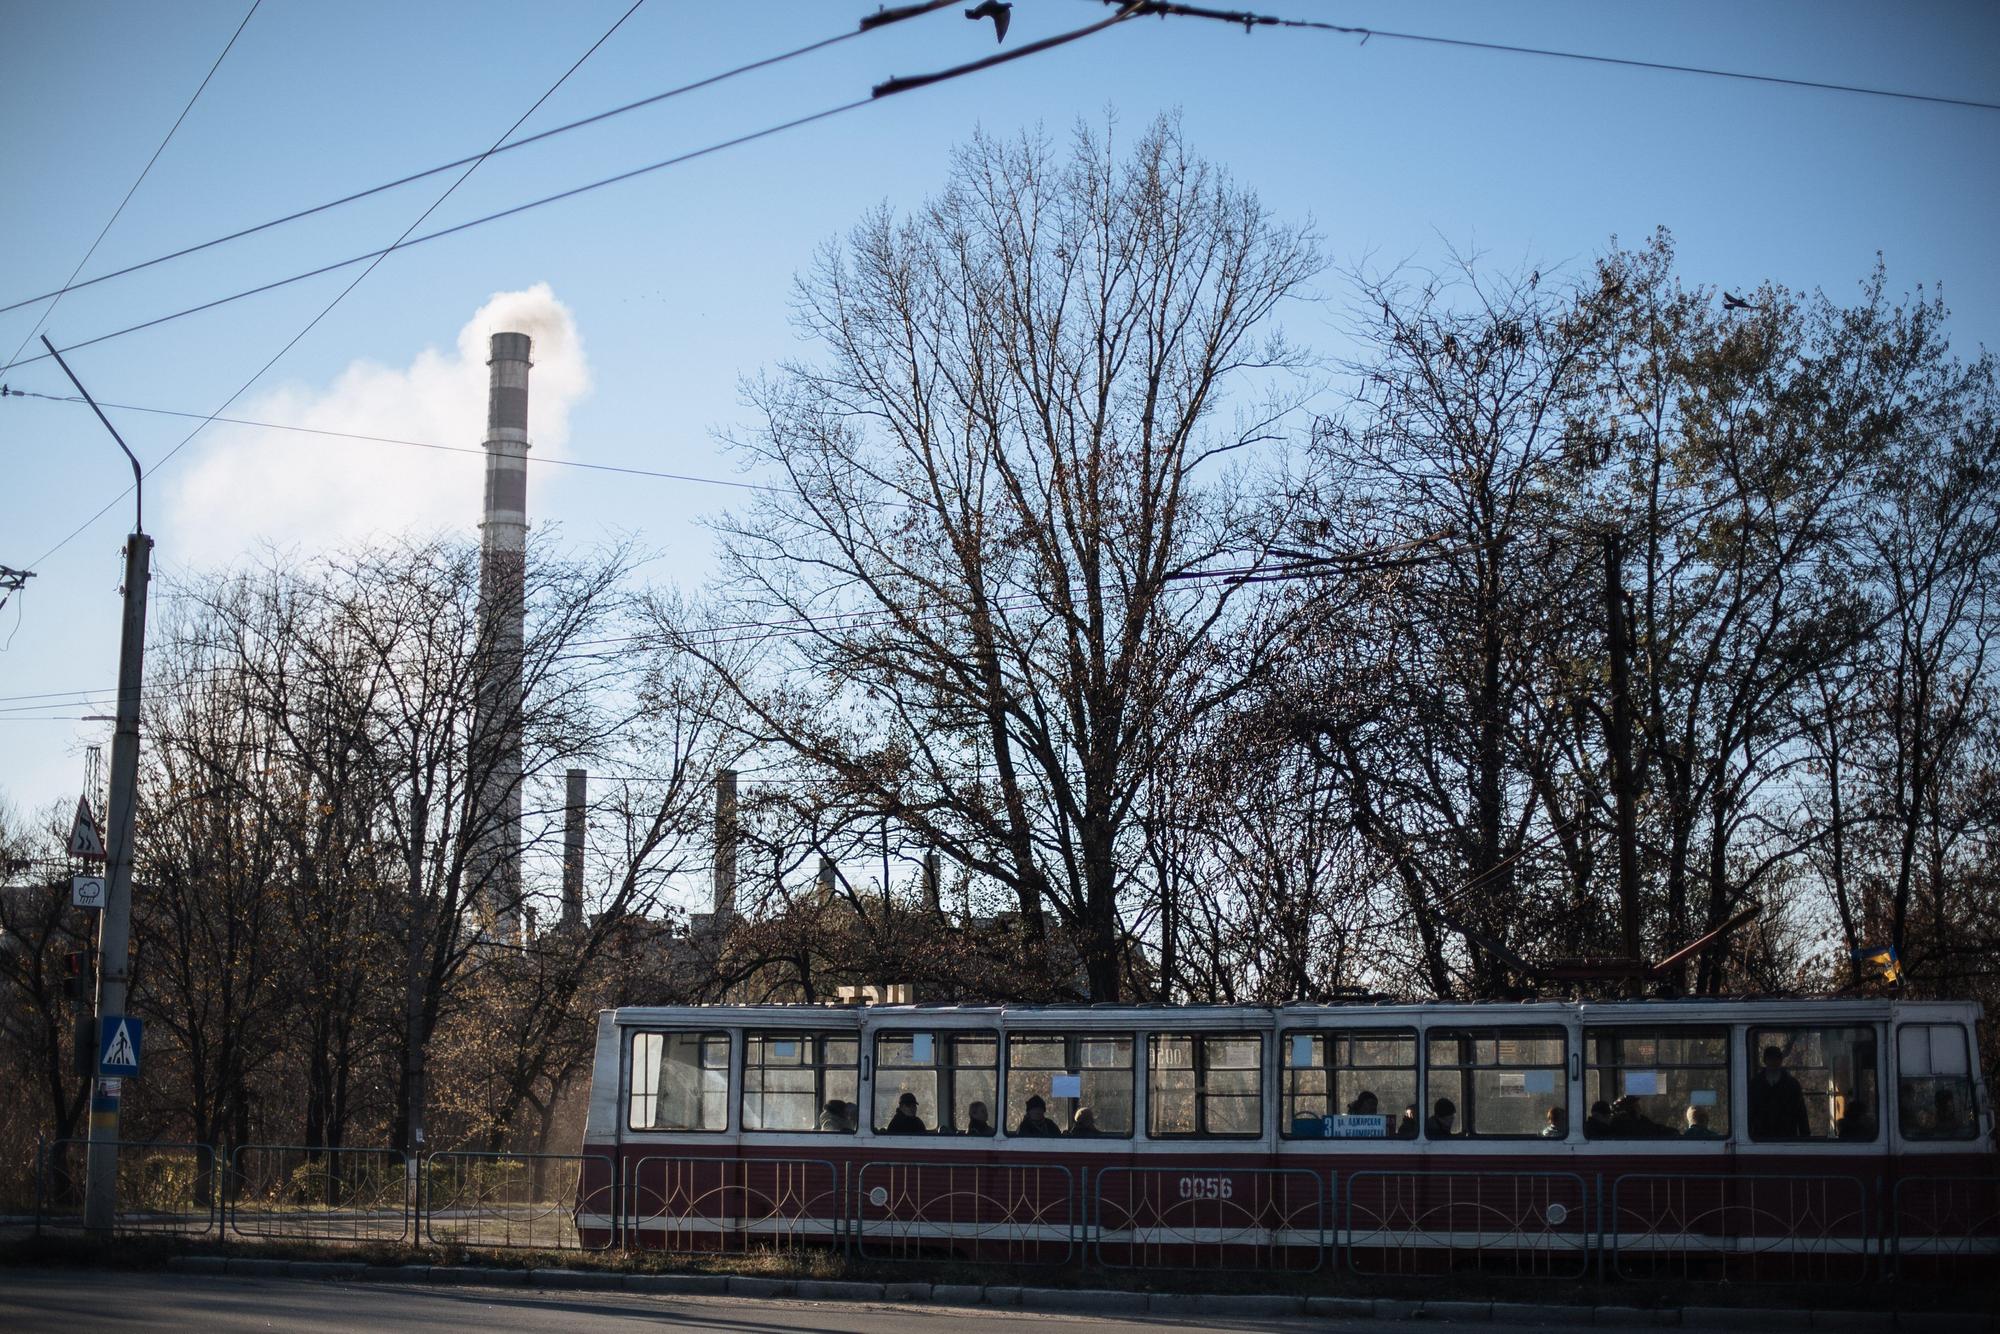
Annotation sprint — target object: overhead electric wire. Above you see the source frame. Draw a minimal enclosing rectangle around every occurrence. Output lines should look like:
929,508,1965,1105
8,389,781,494
1,92,874,388
0,22,866,322
2,0,262,370
1106,1,2000,113
17,7,1148,571
21,0,658,569
0,3,1154,375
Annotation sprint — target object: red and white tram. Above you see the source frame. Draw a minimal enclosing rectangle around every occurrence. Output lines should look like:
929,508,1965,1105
576,998,1994,1274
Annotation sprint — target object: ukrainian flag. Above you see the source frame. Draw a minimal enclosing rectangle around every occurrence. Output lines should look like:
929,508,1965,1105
1853,945,1900,984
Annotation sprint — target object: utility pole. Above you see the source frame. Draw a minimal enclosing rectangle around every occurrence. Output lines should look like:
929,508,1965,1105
1603,531,1644,993
43,336,150,1234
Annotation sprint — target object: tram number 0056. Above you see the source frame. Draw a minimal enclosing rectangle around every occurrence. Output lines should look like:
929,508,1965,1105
1178,1176,1233,1201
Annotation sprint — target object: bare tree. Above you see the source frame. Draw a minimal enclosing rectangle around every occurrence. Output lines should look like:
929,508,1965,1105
677,116,1320,999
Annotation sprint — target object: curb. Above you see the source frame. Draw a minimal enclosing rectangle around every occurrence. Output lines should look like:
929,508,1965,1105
157,1257,1989,1330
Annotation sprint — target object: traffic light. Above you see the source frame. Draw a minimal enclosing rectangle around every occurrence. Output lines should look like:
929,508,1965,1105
61,949,94,1002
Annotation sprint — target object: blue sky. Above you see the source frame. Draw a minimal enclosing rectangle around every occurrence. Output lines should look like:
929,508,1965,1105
3,0,1998,823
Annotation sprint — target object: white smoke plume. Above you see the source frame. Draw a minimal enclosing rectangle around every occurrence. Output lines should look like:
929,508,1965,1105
168,283,588,566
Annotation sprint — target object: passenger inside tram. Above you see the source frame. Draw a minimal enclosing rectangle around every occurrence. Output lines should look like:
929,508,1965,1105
1584,1100,1615,1137
1424,1098,1457,1138
1070,1107,1103,1137
1016,1095,1061,1137
964,1101,995,1136
1681,1105,1721,1139
817,1099,856,1132
1396,1105,1419,1138
1542,1106,1567,1139
1749,1044,1812,1139
1608,1095,1673,1138
885,1091,927,1134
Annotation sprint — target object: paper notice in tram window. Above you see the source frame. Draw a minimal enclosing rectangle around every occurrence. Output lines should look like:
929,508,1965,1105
1291,1035,1314,1068
1689,1089,1718,1107
1523,1070,1556,1095
1624,1071,1660,1096
1051,1074,1083,1099
911,1034,934,1063
772,1039,799,1060
1327,1114,1388,1138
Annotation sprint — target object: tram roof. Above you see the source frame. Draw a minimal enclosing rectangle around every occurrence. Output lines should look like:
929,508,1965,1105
605,996,1979,1027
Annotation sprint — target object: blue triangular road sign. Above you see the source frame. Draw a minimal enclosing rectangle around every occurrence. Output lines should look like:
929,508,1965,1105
99,1015,142,1076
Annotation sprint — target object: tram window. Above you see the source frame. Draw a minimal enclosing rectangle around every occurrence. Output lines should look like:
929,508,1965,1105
872,1031,1000,1133
742,1032,859,1133
1006,1033,1134,1137
1148,1034,1264,1138
1898,1024,1977,1142
1584,1028,1730,1140
628,1031,729,1132
1747,1025,1878,1142
1281,1030,1415,1139
1425,1028,1565,1139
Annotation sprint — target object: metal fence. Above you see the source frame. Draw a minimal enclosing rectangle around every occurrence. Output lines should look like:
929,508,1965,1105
226,1145,410,1244
37,1138,2000,1287
1888,1174,2000,1279
853,1159,1077,1265
1342,1170,1591,1278
1608,1172,1872,1284
422,1151,616,1252
35,1138,219,1237
1094,1165,1325,1272
624,1155,841,1254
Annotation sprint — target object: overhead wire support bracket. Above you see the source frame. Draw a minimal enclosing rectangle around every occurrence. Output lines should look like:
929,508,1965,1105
40,337,143,534
874,1,1144,98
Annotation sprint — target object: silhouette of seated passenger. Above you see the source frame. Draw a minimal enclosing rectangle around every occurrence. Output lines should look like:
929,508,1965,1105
963,1101,995,1136
1424,1098,1458,1139
817,1099,853,1132
1681,1105,1722,1140
884,1091,927,1134
1015,1095,1061,1137
1069,1106,1104,1137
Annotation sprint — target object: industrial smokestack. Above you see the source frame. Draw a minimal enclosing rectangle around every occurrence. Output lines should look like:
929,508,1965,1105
562,768,586,929
470,331,532,936
713,769,738,919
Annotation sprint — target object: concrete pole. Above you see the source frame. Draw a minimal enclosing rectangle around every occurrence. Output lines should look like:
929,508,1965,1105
816,855,836,907
712,770,738,919
923,850,942,915
562,769,586,929
85,532,151,1233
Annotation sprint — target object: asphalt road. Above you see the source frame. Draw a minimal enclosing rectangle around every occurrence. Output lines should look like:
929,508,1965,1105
0,1268,1774,1333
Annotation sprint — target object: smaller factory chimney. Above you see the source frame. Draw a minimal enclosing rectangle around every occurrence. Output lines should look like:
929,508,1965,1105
712,769,738,919
562,768,586,929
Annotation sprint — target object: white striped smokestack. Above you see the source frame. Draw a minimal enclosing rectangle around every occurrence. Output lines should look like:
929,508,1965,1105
471,331,532,936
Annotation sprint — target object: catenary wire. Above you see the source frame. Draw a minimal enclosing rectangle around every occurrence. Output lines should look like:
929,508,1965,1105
0,22,866,322
18,1,661,569
0,92,870,383
1105,1,2000,114
2,0,263,370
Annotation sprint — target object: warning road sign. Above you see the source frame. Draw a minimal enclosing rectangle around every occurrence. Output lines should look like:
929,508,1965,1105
98,1015,142,1077
69,795,105,860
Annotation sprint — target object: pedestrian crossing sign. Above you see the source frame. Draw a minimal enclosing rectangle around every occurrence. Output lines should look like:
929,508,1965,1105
99,1015,142,1077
